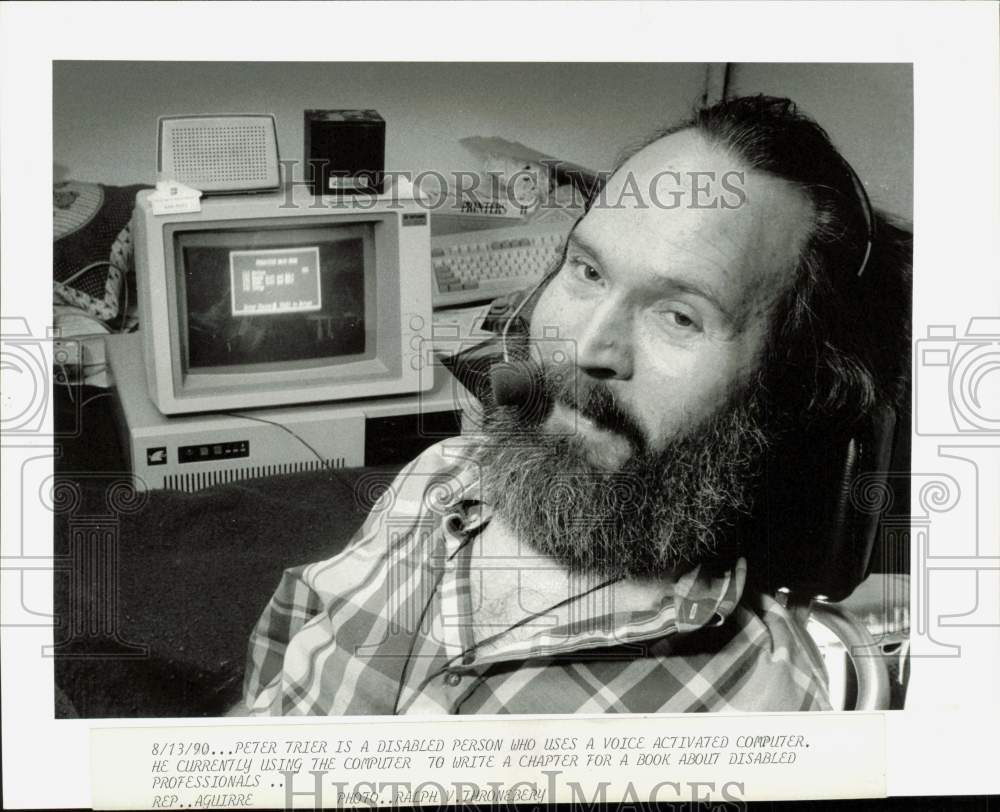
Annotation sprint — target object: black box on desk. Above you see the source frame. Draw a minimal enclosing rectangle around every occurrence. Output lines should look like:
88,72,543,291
304,109,385,195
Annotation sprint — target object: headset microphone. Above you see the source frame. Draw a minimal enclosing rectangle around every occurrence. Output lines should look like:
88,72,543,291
490,357,539,407
489,269,558,409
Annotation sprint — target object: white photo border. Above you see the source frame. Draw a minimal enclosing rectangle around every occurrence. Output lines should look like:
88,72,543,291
2,1,999,806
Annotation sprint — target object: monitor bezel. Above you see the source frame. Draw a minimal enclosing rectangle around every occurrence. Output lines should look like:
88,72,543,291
134,188,432,415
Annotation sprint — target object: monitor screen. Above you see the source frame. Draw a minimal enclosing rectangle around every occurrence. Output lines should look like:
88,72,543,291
175,223,375,372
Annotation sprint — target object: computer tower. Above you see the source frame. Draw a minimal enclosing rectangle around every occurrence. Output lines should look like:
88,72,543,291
107,333,465,492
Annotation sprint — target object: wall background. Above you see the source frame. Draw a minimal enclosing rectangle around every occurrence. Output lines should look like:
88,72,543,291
730,62,913,220
53,61,912,220
52,62,709,187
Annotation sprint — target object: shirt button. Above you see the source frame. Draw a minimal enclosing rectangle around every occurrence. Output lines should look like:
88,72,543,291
445,671,462,687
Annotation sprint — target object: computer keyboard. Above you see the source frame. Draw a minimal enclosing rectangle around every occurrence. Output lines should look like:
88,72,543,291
430,221,572,308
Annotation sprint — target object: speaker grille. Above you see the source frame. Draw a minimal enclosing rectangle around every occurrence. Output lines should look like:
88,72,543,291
158,115,280,192
170,125,269,182
162,458,345,492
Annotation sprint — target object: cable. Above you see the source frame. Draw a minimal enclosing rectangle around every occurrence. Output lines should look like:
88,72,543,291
220,411,332,470
452,573,622,668
392,563,450,714
79,391,112,411
59,260,113,288
392,529,623,714
54,362,75,403
118,272,130,334
55,362,109,401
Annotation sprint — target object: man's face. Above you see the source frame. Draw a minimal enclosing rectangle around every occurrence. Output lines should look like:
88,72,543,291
478,130,817,578
530,130,813,469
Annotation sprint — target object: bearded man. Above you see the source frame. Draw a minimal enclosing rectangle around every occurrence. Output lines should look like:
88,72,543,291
241,95,910,715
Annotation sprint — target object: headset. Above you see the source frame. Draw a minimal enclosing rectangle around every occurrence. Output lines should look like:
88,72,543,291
846,159,876,278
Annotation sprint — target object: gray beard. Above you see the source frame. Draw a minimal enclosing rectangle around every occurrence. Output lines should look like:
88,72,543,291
476,368,770,580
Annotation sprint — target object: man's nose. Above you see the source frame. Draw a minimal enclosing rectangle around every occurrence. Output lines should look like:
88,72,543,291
574,299,633,381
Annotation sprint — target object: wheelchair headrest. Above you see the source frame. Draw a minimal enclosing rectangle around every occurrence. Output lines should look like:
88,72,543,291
745,406,898,602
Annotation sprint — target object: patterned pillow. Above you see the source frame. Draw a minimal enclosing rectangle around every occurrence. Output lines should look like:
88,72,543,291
53,181,150,322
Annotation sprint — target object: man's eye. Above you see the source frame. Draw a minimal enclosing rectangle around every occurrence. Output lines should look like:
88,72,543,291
664,310,701,332
569,258,603,283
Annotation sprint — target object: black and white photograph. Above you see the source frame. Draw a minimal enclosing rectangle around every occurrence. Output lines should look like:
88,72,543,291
2,2,999,809
49,59,914,720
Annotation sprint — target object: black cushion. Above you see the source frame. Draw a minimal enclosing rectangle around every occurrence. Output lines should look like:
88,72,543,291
53,465,400,717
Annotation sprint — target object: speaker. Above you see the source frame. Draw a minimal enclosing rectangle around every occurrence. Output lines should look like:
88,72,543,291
304,109,385,195
157,115,281,194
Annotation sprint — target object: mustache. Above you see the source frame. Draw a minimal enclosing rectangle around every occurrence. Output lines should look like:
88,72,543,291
543,368,649,455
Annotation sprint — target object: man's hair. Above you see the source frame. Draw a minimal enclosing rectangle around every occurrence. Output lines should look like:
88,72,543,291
618,94,912,430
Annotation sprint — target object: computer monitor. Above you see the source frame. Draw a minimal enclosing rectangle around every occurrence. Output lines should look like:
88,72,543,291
132,185,432,415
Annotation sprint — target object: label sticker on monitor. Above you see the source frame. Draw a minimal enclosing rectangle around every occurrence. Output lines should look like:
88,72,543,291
229,247,322,316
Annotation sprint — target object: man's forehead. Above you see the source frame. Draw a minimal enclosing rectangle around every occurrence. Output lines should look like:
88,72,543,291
610,129,728,190
582,130,814,326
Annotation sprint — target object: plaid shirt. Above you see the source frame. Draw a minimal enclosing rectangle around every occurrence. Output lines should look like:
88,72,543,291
244,437,831,715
